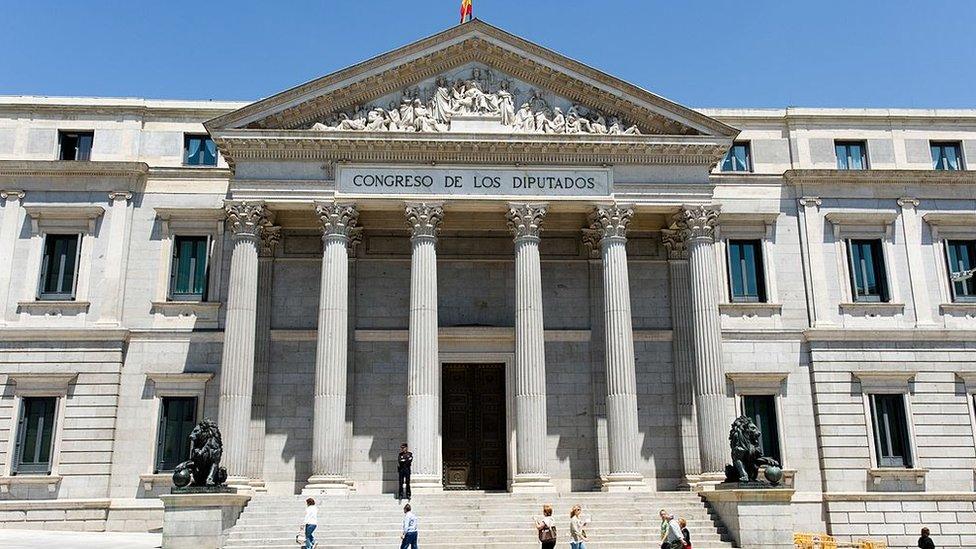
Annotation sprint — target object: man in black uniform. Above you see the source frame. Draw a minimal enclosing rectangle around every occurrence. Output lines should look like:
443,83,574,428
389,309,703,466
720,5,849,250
397,443,413,501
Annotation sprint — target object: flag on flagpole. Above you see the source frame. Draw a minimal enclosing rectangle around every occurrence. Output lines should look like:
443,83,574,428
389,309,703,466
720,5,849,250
460,0,473,23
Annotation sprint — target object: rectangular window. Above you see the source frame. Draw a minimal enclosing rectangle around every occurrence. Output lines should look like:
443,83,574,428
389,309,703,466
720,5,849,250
727,239,766,302
58,131,94,161
847,239,889,302
946,240,976,302
155,396,197,472
39,234,80,300
721,142,752,172
184,135,217,166
931,142,963,171
742,395,781,464
169,236,210,301
836,140,868,170
870,394,912,468
14,397,57,474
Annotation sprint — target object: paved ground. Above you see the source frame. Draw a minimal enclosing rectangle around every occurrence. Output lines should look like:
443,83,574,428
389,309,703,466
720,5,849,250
0,529,161,548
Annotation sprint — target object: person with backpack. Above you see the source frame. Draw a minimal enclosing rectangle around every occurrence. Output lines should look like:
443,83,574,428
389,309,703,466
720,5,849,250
533,504,557,549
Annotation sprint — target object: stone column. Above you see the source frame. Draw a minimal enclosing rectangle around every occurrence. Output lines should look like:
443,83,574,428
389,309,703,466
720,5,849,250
671,205,727,477
305,202,360,494
584,204,647,492
96,191,132,325
797,197,832,327
898,197,935,328
219,201,271,489
405,203,444,491
662,229,701,484
0,190,25,325
506,204,554,492
247,225,280,491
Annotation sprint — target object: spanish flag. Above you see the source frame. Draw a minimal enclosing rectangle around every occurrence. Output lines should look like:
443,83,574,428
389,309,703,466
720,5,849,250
460,0,472,23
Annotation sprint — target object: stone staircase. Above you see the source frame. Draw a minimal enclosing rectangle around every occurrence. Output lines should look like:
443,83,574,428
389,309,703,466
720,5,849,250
222,492,736,548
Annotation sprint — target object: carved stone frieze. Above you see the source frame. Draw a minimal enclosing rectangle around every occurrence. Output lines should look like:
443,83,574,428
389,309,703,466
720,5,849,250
660,229,688,260
315,202,363,244
225,201,271,239
671,205,720,242
506,203,547,241
582,204,634,249
405,203,445,240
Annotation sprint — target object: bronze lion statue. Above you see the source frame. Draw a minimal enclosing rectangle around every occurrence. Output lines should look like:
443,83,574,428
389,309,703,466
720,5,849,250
726,415,780,483
172,419,227,487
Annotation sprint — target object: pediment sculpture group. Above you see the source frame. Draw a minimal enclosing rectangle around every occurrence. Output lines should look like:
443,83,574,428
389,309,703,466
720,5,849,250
310,72,642,135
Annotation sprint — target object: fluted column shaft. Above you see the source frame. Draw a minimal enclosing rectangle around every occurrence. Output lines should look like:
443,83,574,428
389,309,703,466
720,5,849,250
663,230,701,481
405,204,444,488
673,205,727,474
219,201,271,485
248,227,279,488
585,205,646,491
507,204,553,490
306,202,360,494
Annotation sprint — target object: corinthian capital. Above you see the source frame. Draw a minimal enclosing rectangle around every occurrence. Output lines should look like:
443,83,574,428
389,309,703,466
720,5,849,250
225,201,271,239
660,229,688,260
405,203,444,240
506,203,547,241
259,224,281,257
315,201,362,244
582,203,634,249
671,205,720,242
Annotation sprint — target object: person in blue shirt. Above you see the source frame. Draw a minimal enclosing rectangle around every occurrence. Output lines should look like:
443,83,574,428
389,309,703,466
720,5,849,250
400,503,419,549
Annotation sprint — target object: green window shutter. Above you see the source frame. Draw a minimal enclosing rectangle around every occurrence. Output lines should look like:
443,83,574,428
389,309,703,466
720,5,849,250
12,401,27,475
171,236,209,301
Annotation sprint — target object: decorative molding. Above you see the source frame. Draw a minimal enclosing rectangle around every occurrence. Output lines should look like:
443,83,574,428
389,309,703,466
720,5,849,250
6,373,78,395
0,475,62,493
582,203,633,248
838,302,905,317
671,204,720,242
719,212,781,225
506,203,547,241
224,201,271,239
940,303,976,317
16,300,91,317
314,201,362,244
719,302,783,317
922,212,976,226
405,203,445,240
798,196,822,208
785,169,976,186
0,160,149,178
154,208,226,222
853,370,915,393
726,371,790,394
0,190,25,200
145,372,214,395
824,211,899,226
23,205,105,221
896,197,919,208
660,229,687,260
150,301,221,322
868,468,927,486
108,191,133,202
259,225,282,257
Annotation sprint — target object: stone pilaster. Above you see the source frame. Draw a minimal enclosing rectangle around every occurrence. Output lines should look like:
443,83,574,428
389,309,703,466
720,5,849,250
248,225,279,491
898,197,935,327
671,205,727,477
583,204,648,492
96,191,132,325
506,203,554,492
798,197,832,327
219,200,271,489
405,203,444,491
662,229,701,484
0,191,25,325
305,202,360,494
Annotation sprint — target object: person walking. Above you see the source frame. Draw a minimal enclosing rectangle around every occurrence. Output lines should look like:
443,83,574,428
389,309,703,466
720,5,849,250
302,497,317,549
569,504,589,549
533,504,557,549
679,517,692,549
659,509,686,549
400,503,419,549
918,527,936,549
397,443,413,500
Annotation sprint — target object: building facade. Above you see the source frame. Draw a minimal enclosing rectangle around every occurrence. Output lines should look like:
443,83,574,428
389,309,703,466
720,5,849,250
0,21,974,547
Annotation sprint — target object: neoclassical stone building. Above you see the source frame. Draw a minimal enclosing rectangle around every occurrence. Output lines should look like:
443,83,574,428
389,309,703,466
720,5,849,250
0,20,974,547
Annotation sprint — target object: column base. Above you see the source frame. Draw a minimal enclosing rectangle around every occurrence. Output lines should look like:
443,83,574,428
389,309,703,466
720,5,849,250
685,472,726,491
247,478,268,493
407,474,444,494
225,476,254,493
600,473,651,493
302,475,353,495
511,474,556,493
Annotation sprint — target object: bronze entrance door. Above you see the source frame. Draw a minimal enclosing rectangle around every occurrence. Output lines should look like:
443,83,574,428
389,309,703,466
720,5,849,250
442,363,507,490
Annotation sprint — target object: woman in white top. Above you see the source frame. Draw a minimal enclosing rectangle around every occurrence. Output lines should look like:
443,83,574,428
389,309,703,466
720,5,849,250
533,504,557,549
303,497,317,549
569,504,589,549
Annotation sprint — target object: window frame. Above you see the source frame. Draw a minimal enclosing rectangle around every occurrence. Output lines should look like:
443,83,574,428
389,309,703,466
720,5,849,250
835,140,869,170
37,233,82,301
726,238,767,303
739,394,783,464
727,372,789,470
153,208,225,306
57,130,94,161
182,134,218,167
3,373,74,479
846,238,890,303
721,141,753,173
825,211,902,308
930,141,964,171
154,396,199,473
868,393,914,468
855,371,920,473
13,396,59,475
168,234,212,302
22,206,104,311
715,213,781,311
145,373,211,479
943,239,976,303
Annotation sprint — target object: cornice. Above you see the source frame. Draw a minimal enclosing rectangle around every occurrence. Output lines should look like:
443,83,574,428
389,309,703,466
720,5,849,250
784,169,976,186
147,166,233,180
206,20,737,139
212,131,729,168
0,160,150,178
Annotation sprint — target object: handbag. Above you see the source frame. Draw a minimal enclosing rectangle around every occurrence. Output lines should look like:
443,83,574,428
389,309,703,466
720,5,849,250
538,522,557,542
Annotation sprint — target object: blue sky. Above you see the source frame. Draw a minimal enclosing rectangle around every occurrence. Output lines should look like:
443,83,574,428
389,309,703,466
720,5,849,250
1,1,973,108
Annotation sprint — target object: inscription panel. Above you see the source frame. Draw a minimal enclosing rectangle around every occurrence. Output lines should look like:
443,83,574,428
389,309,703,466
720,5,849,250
337,165,611,198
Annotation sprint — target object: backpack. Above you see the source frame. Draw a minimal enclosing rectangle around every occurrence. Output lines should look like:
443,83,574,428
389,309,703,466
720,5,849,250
538,522,556,543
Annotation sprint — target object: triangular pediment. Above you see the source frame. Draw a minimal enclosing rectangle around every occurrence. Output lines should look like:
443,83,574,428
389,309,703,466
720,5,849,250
206,20,736,138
